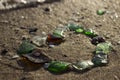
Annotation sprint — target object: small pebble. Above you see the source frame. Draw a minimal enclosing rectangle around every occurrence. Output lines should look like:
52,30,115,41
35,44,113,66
73,12,80,16
115,13,119,18
44,7,50,12
44,7,52,12
104,34,110,39
49,45,55,48
63,54,67,57
12,55,20,59
21,16,25,19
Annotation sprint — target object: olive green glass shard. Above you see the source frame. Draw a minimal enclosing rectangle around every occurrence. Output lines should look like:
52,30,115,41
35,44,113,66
53,28,65,38
95,42,112,54
45,61,71,73
17,40,36,55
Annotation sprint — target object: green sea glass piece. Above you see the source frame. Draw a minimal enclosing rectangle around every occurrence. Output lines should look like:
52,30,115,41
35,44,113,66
44,61,71,73
95,42,112,54
17,40,36,55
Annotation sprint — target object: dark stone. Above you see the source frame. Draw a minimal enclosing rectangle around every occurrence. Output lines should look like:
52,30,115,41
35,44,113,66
29,27,38,33
63,54,68,57
95,24,102,27
44,7,51,12
91,36,105,45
